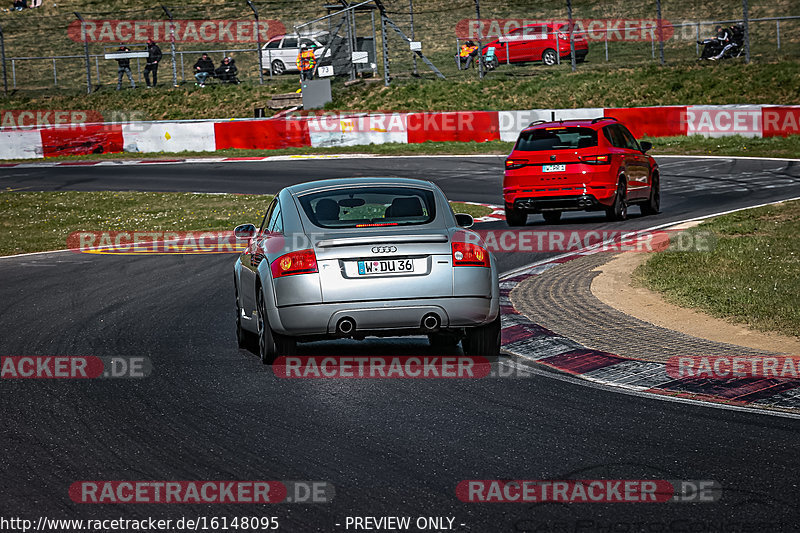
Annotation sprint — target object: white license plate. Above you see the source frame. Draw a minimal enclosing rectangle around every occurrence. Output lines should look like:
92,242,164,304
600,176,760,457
357,259,414,275
543,164,566,172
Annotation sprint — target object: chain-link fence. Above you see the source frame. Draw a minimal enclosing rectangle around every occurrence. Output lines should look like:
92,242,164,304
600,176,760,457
0,0,797,93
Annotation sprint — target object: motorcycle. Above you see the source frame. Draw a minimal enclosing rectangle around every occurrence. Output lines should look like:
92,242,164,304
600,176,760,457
698,24,745,60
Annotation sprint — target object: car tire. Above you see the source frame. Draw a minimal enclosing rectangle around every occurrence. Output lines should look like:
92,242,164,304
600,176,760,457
461,313,500,357
271,59,286,76
542,48,558,66
428,332,461,351
256,285,296,364
235,279,256,350
640,174,660,216
505,206,527,226
542,211,562,224
463,314,501,357
605,180,628,221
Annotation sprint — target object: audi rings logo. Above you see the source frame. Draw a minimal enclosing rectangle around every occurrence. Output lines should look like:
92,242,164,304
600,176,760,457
371,246,397,253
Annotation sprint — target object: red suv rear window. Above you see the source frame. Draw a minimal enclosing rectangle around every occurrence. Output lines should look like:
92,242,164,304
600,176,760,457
515,127,598,151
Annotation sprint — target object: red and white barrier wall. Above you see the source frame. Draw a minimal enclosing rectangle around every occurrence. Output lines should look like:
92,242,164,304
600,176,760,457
1,105,799,160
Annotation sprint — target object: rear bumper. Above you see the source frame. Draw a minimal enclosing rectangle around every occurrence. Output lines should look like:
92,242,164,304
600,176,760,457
267,296,499,337
511,194,605,212
561,48,588,59
504,184,617,212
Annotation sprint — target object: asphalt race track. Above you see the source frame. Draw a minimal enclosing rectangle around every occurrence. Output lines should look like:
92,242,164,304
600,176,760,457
1,156,800,531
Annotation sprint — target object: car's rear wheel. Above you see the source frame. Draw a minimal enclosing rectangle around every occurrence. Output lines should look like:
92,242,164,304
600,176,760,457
235,279,256,350
542,211,562,224
542,48,558,66
505,206,527,226
256,285,296,365
640,174,660,215
428,332,461,351
463,314,501,357
271,59,286,76
605,180,628,221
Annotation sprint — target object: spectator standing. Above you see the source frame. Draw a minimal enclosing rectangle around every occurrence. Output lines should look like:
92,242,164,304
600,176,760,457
296,44,316,81
144,39,162,88
215,56,239,84
194,53,214,87
115,46,136,90
13,0,27,10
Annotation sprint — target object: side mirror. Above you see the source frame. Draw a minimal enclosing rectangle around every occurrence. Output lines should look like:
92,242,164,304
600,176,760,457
640,141,653,153
234,223,257,240
455,213,474,229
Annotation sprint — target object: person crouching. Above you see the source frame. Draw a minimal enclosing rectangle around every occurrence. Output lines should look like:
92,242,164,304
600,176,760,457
194,53,214,87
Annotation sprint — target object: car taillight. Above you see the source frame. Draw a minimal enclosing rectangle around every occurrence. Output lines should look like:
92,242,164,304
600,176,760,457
452,242,490,268
271,249,318,278
579,154,612,165
505,159,527,170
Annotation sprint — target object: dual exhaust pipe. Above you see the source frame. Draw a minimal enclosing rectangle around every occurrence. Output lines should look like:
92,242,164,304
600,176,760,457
334,313,441,337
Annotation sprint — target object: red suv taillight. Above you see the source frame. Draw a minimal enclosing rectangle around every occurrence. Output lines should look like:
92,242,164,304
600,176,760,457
452,242,490,268
271,249,318,278
505,158,527,170
578,154,612,165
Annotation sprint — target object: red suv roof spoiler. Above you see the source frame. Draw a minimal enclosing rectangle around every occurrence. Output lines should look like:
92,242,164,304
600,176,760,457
591,116,619,124
525,116,619,129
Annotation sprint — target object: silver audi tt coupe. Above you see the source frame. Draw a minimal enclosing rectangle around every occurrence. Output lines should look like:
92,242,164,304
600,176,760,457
233,177,500,364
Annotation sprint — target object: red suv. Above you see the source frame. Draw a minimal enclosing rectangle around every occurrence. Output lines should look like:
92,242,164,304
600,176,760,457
503,117,660,225
482,23,588,67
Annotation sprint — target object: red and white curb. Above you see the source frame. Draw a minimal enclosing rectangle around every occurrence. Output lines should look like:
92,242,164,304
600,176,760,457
458,201,506,223
498,201,800,416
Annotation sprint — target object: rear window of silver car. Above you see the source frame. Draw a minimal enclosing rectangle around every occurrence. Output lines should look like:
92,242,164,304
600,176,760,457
298,187,436,228
516,127,598,151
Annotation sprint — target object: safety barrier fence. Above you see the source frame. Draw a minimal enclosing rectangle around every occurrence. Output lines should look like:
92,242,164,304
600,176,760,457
1,104,798,160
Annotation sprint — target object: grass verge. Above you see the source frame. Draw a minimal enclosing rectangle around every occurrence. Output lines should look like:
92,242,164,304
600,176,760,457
0,191,491,256
2,60,799,120
634,199,800,338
